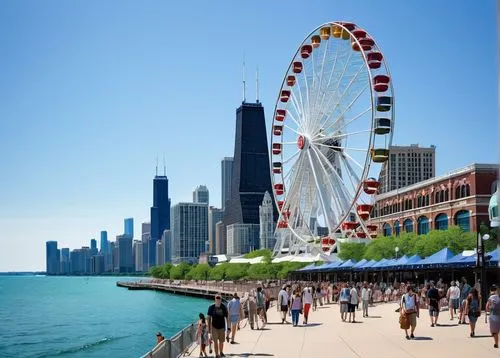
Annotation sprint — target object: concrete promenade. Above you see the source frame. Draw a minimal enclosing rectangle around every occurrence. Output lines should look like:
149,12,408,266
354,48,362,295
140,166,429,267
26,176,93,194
187,301,498,358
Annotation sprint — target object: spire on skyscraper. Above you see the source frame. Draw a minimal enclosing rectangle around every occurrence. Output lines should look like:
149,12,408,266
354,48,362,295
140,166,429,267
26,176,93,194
163,153,166,176
242,54,246,103
256,65,259,103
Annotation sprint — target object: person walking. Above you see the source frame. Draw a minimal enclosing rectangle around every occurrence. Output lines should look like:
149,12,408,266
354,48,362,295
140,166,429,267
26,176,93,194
207,294,229,358
459,277,472,324
447,281,460,320
278,285,289,324
302,287,313,324
339,283,350,322
196,313,209,357
291,289,303,327
312,285,318,311
465,288,481,337
427,281,440,327
485,284,500,348
256,287,267,327
361,282,370,317
247,292,259,330
227,293,241,344
400,285,419,340
348,283,359,323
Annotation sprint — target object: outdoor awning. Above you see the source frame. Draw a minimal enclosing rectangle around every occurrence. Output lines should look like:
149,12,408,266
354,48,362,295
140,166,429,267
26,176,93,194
337,259,357,270
352,259,368,269
409,248,455,269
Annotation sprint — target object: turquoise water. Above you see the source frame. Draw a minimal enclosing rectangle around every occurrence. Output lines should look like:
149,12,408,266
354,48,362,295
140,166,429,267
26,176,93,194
0,276,210,357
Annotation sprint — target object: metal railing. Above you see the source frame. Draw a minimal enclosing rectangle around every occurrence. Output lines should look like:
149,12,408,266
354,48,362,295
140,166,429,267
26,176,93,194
141,322,197,358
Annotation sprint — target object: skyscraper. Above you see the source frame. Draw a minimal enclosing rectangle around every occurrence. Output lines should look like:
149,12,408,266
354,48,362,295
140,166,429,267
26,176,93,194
221,157,234,210
133,240,144,272
90,239,98,256
100,231,108,254
141,222,151,270
60,248,70,274
162,229,172,263
150,171,171,267
124,218,134,239
223,101,277,227
259,191,275,250
208,207,224,255
46,241,60,275
379,144,436,193
171,202,208,264
156,240,165,266
226,223,260,255
117,235,133,273
193,185,209,204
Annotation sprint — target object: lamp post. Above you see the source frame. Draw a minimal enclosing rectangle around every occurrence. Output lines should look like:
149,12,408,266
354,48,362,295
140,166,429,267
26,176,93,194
476,233,490,305
394,246,400,260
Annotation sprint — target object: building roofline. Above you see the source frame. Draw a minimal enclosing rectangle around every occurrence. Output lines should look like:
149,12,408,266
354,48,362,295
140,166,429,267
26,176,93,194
376,163,500,200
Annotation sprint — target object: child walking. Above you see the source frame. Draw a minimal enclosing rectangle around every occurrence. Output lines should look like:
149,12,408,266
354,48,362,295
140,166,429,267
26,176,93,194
196,313,209,357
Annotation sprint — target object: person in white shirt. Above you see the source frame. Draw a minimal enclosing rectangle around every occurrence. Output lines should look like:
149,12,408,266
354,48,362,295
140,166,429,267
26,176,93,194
278,285,289,324
447,281,461,320
361,282,370,317
349,284,359,323
302,287,313,324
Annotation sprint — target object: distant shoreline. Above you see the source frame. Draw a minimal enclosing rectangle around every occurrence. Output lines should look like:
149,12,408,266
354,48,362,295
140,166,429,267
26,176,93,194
0,272,148,277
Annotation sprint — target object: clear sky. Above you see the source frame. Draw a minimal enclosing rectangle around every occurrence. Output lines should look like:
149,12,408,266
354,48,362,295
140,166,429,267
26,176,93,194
0,0,497,271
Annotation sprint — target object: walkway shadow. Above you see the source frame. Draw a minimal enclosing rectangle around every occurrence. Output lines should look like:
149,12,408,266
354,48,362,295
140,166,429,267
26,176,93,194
266,322,289,325
298,323,323,327
228,354,274,357
412,336,433,341
365,316,382,319
435,323,459,327
471,335,492,339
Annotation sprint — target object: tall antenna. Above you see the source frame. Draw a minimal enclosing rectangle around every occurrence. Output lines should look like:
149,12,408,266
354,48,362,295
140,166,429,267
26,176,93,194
155,155,158,176
256,65,259,103
163,153,166,176
242,53,246,103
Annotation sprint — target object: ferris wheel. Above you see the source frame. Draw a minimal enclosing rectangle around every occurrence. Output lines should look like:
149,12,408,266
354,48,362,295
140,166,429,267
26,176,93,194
271,21,394,257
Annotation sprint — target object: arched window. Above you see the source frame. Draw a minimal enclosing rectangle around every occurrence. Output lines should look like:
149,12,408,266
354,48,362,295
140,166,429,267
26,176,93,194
409,200,413,209
461,185,466,198
383,223,392,237
454,210,470,232
425,195,429,206
417,216,429,235
403,219,413,233
394,220,400,237
444,189,449,201
455,186,461,199
435,192,440,204
435,213,448,230
465,184,470,197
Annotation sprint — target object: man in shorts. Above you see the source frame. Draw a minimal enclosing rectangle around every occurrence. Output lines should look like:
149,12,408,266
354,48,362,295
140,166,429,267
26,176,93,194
339,283,350,322
446,281,460,320
207,294,229,358
427,281,440,327
459,277,471,324
278,285,289,324
227,292,241,344
348,283,359,323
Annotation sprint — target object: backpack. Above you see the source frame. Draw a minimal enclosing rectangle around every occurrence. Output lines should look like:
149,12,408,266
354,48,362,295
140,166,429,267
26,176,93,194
256,292,264,307
491,296,500,316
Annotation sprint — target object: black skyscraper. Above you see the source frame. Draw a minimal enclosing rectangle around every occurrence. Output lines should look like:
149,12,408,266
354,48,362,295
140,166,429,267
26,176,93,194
150,174,171,266
224,102,276,227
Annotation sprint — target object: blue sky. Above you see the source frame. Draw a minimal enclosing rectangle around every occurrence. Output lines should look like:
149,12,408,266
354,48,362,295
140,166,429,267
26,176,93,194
0,0,497,271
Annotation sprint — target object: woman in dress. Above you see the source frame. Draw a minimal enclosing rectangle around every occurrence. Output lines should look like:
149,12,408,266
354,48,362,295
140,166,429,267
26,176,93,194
290,289,303,327
465,288,481,337
196,313,209,357
485,284,500,349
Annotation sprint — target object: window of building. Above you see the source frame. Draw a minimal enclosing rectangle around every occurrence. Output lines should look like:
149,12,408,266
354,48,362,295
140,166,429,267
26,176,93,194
435,213,448,230
444,189,449,201
455,186,461,200
403,219,413,233
383,223,392,237
465,184,470,197
454,210,470,232
394,220,400,237
417,216,429,235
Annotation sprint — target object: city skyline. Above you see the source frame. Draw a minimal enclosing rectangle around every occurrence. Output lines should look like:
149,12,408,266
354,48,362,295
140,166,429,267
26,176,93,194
1,1,498,271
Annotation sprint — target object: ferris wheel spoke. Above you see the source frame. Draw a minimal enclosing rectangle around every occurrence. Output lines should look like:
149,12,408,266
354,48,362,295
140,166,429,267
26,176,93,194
310,144,354,213
340,149,366,172
306,149,334,233
339,153,362,186
284,109,304,133
313,142,369,152
320,89,370,136
337,154,362,199
282,149,301,166
318,63,367,132
283,123,304,137
309,39,329,125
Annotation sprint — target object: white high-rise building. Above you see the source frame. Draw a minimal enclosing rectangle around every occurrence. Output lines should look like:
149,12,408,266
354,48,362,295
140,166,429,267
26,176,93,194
193,185,209,204
208,207,224,255
259,191,275,250
226,223,260,256
171,202,208,264
133,240,144,272
156,240,165,266
221,157,233,209
379,144,436,193
162,229,172,263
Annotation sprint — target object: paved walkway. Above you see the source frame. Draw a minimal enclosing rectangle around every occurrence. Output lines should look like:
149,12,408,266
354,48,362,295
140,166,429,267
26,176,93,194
187,301,498,358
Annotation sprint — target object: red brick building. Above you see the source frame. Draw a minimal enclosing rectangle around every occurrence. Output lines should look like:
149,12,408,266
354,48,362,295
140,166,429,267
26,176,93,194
369,164,499,236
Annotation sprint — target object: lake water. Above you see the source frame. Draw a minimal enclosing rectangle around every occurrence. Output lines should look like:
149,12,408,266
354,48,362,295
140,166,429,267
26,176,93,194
0,276,210,357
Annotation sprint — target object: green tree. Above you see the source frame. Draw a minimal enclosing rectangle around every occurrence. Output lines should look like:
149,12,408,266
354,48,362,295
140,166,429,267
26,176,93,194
246,263,270,280
243,249,272,263
209,264,226,280
188,264,211,281
224,263,249,280
363,236,398,261
170,262,191,280
338,243,366,261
